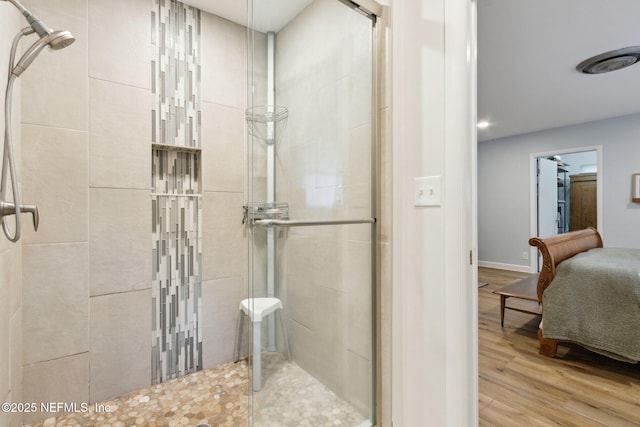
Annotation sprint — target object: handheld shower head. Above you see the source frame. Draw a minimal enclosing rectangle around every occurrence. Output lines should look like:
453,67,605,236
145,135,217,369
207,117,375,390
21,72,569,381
3,0,76,77
11,30,75,77
46,30,75,50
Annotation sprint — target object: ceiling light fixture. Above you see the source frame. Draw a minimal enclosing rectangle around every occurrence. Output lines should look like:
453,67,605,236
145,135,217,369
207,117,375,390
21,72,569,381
477,120,490,129
576,46,640,74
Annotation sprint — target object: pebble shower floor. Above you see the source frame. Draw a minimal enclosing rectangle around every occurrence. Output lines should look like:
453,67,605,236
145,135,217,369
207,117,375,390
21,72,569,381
24,354,367,427
25,361,248,427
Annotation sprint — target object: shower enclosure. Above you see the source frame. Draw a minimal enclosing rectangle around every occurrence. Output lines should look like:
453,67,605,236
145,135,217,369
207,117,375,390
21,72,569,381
244,0,378,425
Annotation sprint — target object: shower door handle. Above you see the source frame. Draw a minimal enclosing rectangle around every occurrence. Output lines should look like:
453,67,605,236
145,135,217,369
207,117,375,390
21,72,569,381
255,218,376,227
0,201,39,231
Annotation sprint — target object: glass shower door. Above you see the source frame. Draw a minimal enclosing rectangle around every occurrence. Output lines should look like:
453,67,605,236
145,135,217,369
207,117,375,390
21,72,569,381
246,1,377,425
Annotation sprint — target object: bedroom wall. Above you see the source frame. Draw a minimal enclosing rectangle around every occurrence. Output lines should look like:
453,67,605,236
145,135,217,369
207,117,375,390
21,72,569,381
479,113,640,269
559,151,597,175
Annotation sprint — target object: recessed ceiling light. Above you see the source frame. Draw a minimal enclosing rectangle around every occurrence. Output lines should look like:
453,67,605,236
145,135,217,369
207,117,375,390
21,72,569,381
576,46,640,74
477,121,490,129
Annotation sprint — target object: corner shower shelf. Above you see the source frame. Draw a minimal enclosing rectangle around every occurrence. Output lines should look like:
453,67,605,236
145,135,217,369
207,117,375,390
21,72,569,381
243,202,290,223
245,105,288,145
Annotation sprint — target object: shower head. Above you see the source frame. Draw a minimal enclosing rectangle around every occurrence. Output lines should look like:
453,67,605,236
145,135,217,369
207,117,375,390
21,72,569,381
3,0,75,77
11,30,75,77
46,30,75,50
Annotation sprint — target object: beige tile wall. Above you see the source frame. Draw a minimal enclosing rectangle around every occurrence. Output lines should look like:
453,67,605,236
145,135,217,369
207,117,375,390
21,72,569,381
201,102,245,192
89,79,151,189
89,290,151,403
201,276,245,368
18,2,91,422
22,243,89,365
88,0,151,90
20,0,88,131
201,13,246,107
89,188,150,296
0,4,25,427
200,13,249,368
8,308,22,427
19,0,154,421
21,126,88,244
0,252,14,427
83,0,152,404
202,191,247,283
22,354,89,424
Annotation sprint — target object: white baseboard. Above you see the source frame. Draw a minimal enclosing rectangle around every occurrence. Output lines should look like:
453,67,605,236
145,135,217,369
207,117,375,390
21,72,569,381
478,260,533,273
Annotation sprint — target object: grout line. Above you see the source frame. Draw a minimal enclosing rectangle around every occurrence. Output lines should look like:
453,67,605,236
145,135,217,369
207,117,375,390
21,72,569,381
22,351,89,368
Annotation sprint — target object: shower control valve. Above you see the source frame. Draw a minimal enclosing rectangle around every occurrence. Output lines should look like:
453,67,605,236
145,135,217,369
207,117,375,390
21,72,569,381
0,201,39,231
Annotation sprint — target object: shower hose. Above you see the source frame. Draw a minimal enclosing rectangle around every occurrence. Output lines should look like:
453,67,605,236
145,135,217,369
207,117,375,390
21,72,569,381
0,28,33,242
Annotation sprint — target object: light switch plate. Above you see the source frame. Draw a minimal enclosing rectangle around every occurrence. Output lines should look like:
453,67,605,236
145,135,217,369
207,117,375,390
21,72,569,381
414,176,442,206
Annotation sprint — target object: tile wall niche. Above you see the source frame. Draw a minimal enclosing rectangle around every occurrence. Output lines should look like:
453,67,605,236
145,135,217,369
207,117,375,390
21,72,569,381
151,0,203,384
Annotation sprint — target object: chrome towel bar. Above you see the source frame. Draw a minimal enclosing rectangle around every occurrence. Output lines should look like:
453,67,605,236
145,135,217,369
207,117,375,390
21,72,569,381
254,218,376,227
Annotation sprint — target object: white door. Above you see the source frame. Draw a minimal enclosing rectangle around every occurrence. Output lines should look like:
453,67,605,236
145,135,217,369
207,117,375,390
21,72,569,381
537,157,559,239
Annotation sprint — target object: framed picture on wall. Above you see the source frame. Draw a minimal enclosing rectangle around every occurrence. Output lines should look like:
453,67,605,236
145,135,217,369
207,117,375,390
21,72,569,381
633,174,640,203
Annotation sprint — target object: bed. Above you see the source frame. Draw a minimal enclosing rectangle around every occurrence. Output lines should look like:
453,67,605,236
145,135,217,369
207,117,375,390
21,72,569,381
529,227,640,362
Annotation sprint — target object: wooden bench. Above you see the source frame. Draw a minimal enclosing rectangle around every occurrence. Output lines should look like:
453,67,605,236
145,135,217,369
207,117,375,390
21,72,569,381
493,274,542,327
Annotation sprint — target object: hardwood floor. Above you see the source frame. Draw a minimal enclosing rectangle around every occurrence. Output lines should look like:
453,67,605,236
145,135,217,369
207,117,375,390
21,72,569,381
478,267,640,426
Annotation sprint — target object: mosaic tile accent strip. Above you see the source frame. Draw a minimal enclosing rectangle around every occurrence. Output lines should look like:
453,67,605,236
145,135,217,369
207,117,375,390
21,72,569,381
151,0,203,385
151,0,201,148
151,193,202,384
